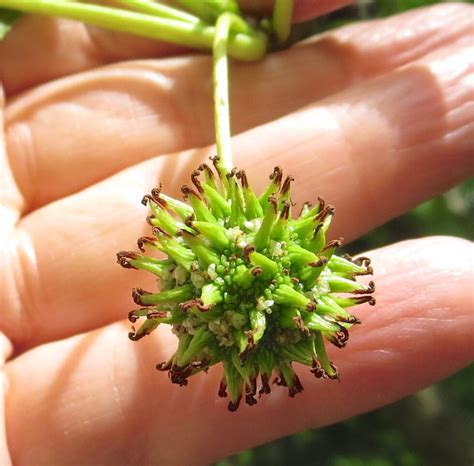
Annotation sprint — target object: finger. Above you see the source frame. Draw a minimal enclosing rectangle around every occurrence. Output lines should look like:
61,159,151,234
0,0,344,96
0,333,13,466
6,3,472,213
2,25,472,350
5,237,473,466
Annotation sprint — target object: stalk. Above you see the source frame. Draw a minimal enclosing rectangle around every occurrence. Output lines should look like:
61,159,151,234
174,0,240,23
213,12,261,172
114,0,202,24
273,0,294,43
0,0,266,61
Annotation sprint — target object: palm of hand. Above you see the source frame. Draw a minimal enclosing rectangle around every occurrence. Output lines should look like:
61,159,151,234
0,2,472,465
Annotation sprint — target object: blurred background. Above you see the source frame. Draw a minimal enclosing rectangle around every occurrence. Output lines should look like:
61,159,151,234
216,1,474,465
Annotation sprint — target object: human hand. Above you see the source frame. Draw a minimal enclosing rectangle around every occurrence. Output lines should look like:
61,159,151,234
0,1,473,464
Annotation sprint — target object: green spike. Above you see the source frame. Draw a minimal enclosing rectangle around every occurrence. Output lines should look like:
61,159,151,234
223,358,244,410
258,166,283,209
117,251,173,278
313,332,338,379
177,326,215,366
326,275,373,293
198,163,219,191
182,185,217,223
201,283,223,307
300,197,325,219
154,231,196,271
332,295,376,308
271,201,291,241
253,196,278,250
249,308,266,345
303,223,326,253
159,193,194,220
303,312,340,333
321,239,343,260
133,284,194,306
248,250,278,277
237,170,263,219
181,230,220,268
227,173,247,226
128,318,160,341
280,343,313,365
273,284,311,308
277,307,301,329
233,264,260,288
327,255,372,275
300,257,328,288
201,183,231,218
192,220,230,250
287,244,318,267
288,215,317,239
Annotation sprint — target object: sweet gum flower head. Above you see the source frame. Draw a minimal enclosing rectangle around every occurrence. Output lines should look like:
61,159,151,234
117,157,375,412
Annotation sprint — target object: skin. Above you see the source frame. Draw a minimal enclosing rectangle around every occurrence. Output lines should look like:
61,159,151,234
0,1,473,465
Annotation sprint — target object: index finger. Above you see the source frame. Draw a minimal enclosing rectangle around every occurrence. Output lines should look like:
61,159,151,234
0,0,351,96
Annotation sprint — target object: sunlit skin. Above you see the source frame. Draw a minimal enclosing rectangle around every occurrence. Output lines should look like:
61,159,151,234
0,1,473,465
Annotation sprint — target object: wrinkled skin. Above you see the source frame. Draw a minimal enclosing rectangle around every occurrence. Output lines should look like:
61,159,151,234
0,1,473,465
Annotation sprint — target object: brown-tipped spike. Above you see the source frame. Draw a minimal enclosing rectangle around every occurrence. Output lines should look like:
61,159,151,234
132,288,152,306
315,205,335,222
328,326,349,348
268,195,278,213
116,251,139,269
191,170,204,194
336,315,362,325
322,238,344,252
280,201,291,220
251,266,263,277
236,170,249,188
218,381,228,398
243,245,256,261
146,311,168,319
269,166,283,185
179,299,213,312
198,163,215,178
137,236,155,252
181,184,201,200
228,396,242,412
353,296,376,306
288,374,304,397
150,184,162,200
299,201,312,217
259,374,271,397
156,360,172,372
311,358,325,378
280,175,294,196
128,310,139,323
141,194,155,206
352,280,376,295
293,316,311,335
151,226,171,238
308,257,328,268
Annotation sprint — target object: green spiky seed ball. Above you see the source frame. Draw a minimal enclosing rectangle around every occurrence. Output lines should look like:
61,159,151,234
117,158,375,411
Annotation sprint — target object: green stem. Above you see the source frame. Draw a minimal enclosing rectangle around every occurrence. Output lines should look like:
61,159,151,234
272,0,294,44
114,0,202,24
0,0,266,61
174,0,240,23
213,12,261,173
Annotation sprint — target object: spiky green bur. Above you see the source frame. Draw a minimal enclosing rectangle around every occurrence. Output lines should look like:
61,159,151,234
117,159,375,411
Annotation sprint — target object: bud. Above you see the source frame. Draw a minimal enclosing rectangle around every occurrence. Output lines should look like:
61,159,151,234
118,160,375,410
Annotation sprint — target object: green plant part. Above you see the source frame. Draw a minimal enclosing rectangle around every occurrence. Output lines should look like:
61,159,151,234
117,160,375,411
